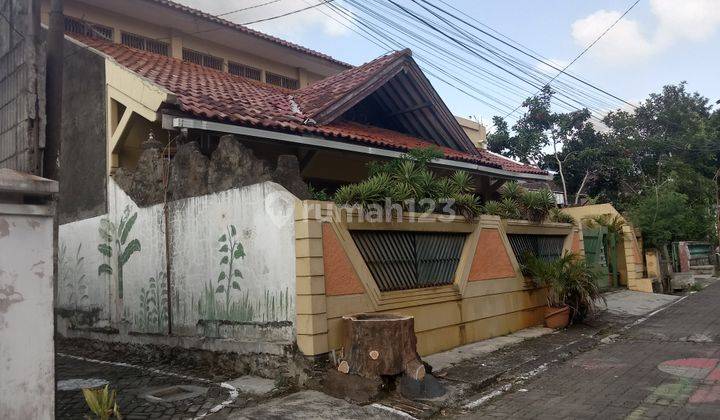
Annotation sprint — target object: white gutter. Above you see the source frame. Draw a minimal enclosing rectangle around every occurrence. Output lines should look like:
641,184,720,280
171,117,552,181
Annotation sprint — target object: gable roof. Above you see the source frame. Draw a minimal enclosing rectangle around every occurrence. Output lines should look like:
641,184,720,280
71,34,546,177
143,0,351,69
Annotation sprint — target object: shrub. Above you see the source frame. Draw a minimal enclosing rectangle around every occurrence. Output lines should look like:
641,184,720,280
549,207,576,224
333,147,481,219
523,253,604,322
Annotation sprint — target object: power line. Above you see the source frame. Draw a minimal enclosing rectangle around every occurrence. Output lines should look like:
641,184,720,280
240,0,335,25
414,0,636,110
503,0,642,118
216,0,284,17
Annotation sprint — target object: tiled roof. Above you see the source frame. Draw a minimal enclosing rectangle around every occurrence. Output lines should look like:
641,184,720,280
73,34,546,176
293,50,410,119
147,0,351,69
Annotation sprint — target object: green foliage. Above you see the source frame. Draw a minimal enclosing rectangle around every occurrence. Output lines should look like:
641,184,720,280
308,183,331,201
584,214,625,235
523,253,604,322
136,272,168,333
97,206,141,299
333,146,481,219
628,185,714,248
483,181,555,222
60,243,88,309
82,385,121,420
549,208,576,224
216,224,245,318
488,83,719,244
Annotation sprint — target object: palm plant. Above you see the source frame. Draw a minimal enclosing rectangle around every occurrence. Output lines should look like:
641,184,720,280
523,253,604,322
549,207,576,224
520,189,556,222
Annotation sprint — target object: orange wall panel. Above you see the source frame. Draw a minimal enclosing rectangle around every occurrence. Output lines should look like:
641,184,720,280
322,224,366,296
571,232,581,253
468,228,516,281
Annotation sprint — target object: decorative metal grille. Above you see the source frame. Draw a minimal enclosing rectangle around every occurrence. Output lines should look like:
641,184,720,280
64,16,113,40
228,62,262,81
507,234,566,266
121,32,169,56
351,231,466,292
182,48,223,70
266,71,299,89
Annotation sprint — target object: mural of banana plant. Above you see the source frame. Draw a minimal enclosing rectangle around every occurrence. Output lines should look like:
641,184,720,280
97,206,141,299
216,224,245,318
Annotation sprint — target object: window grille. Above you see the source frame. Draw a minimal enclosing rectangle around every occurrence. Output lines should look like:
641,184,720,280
182,48,223,70
266,71,299,89
228,62,262,81
507,234,566,266
351,231,466,292
64,16,114,40
121,32,169,56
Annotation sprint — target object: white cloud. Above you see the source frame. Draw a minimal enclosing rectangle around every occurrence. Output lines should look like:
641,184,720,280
175,0,354,39
570,0,720,65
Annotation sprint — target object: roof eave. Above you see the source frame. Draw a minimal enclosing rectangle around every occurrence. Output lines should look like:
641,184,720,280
170,116,552,181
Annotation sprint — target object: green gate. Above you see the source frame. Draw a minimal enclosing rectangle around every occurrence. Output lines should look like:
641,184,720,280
583,227,613,290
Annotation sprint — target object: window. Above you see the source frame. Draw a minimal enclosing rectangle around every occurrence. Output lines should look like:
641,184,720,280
121,32,169,56
182,48,223,70
228,62,262,81
64,16,113,41
266,72,299,90
507,234,566,266
351,231,466,292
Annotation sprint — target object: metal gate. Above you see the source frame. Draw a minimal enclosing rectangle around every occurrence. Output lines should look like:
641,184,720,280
583,227,610,290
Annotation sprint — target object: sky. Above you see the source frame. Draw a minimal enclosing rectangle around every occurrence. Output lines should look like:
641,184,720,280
176,0,720,129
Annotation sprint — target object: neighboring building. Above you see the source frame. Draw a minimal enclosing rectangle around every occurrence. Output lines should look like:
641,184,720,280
456,116,487,149
39,0,565,368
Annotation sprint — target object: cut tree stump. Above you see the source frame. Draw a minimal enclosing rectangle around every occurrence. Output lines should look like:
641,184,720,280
341,313,423,380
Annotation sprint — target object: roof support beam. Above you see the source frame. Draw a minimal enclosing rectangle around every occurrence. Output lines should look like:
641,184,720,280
386,101,432,118
170,117,552,181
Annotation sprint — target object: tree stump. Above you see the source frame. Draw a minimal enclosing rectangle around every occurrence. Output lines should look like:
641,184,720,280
340,313,425,380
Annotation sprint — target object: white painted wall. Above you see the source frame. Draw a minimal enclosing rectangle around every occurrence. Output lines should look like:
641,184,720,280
58,180,298,342
0,209,55,419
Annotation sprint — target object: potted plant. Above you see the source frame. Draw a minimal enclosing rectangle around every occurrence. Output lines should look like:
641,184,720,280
523,253,604,328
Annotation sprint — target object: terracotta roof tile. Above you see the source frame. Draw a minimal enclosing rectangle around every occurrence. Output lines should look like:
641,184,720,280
72,34,545,176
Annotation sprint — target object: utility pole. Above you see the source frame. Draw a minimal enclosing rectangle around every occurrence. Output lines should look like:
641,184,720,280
44,0,63,180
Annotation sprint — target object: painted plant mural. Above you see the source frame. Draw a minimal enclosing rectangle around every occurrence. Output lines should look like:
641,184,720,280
196,224,292,323
97,206,141,299
59,243,88,309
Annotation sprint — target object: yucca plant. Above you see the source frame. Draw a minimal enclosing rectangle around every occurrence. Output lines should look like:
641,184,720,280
499,181,526,201
482,200,503,216
549,207,576,224
520,188,555,222
499,197,522,219
82,385,121,420
523,253,604,322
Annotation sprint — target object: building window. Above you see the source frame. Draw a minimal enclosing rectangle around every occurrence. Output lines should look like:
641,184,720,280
266,72,299,90
182,48,223,70
64,16,113,41
350,230,465,292
121,31,169,56
507,234,566,266
228,62,262,81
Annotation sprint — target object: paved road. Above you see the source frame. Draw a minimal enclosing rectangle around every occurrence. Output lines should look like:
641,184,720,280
466,282,720,419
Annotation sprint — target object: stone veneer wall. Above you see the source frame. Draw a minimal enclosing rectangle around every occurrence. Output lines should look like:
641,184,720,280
294,201,581,357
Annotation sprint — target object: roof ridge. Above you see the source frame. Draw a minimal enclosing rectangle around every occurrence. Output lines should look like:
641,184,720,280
147,0,352,69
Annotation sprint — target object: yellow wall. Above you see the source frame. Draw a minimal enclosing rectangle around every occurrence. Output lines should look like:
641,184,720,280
41,0,327,87
294,202,578,357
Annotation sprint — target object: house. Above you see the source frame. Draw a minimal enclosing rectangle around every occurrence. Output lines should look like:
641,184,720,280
45,0,582,368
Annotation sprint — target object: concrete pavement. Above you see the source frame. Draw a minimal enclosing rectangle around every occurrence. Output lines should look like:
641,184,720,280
461,281,720,418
